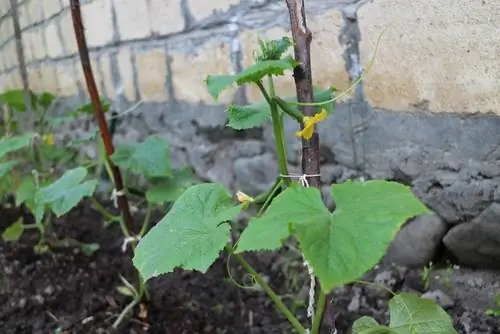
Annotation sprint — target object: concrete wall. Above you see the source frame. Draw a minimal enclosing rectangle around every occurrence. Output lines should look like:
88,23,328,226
0,0,498,110
0,0,499,268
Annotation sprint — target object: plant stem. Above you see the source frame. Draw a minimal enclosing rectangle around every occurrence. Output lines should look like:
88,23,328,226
225,244,306,334
138,203,152,237
257,178,283,216
311,288,326,334
256,78,290,185
274,96,305,122
69,0,135,235
90,197,121,225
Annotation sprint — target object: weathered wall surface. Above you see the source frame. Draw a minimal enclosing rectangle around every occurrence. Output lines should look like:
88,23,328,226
0,0,499,271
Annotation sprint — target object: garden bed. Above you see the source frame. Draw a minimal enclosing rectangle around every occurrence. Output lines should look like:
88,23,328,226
0,202,499,334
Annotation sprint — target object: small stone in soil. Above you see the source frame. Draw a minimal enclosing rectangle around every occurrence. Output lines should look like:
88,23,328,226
422,289,455,308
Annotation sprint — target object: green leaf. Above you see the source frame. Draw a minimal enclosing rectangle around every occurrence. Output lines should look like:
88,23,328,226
68,130,99,147
226,87,334,130
133,183,242,281
353,317,395,334
80,243,100,256
50,180,97,216
40,167,88,203
255,37,294,61
0,160,18,178
146,168,200,205
312,86,335,114
388,293,458,333
226,104,272,130
2,218,24,242
236,185,325,253
205,56,298,100
72,100,111,115
298,181,429,292
237,181,429,293
36,92,57,110
0,133,34,159
0,89,36,112
15,177,36,207
37,167,97,217
235,56,299,85
205,75,237,100
111,136,172,179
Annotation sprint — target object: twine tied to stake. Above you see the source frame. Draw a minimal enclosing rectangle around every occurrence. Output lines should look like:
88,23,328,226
111,188,126,208
121,235,141,252
280,173,321,188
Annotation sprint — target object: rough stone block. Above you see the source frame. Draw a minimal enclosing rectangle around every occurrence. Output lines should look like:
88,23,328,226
116,47,136,101
135,48,168,101
358,0,500,113
56,61,79,96
39,64,59,93
148,0,184,35
42,0,62,19
189,0,240,21
1,15,13,39
28,0,45,24
17,3,31,29
99,54,115,99
45,20,64,58
113,0,151,40
170,42,234,104
59,12,78,55
21,30,33,62
82,0,114,47
30,27,47,60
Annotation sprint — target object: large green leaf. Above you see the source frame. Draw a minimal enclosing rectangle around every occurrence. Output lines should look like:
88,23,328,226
0,161,18,178
36,92,57,110
237,181,429,292
388,293,457,333
40,167,88,202
205,56,298,100
71,99,110,116
15,177,36,207
236,185,325,252
133,183,242,281
226,104,272,130
39,167,97,217
205,75,237,101
111,136,171,179
146,168,200,205
0,89,36,112
0,133,34,159
50,180,97,216
235,56,299,85
352,317,395,334
225,87,334,130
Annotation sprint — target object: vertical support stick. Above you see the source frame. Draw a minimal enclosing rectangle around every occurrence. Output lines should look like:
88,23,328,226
69,0,135,234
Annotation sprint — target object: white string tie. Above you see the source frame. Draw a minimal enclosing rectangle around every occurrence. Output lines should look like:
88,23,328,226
121,235,141,252
111,188,126,208
280,173,321,188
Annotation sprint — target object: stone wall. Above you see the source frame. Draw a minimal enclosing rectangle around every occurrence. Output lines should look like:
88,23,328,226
0,0,499,270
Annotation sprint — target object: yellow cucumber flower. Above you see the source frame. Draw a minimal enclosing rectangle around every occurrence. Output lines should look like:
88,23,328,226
236,191,254,205
295,109,327,140
42,134,55,146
